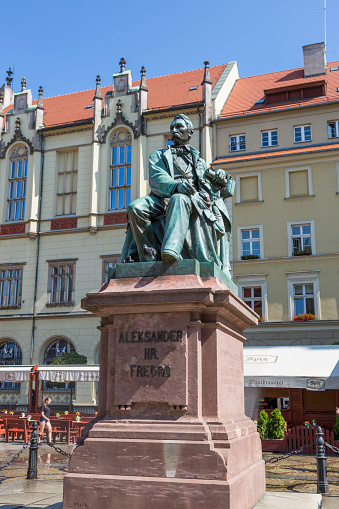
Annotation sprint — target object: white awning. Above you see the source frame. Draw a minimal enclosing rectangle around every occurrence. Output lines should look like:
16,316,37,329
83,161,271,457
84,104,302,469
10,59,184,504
38,365,99,382
0,366,32,382
0,365,100,383
244,346,339,390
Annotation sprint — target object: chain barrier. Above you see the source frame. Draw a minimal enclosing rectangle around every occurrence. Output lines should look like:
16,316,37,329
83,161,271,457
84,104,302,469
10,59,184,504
265,441,314,464
0,437,31,472
40,438,71,458
325,442,339,455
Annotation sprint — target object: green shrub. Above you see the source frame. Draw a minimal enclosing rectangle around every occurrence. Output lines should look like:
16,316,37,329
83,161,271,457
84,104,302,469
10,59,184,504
334,415,339,440
257,410,269,439
267,409,286,439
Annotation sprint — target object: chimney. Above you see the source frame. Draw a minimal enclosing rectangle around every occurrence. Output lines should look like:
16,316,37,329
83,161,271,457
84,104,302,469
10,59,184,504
303,42,326,78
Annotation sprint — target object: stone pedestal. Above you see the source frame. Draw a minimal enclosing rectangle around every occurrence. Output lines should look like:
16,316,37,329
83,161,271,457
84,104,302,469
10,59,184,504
63,262,265,509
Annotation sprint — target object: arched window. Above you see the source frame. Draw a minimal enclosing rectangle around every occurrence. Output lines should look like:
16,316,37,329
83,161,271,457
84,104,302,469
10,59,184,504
109,129,132,210
43,338,75,391
43,338,75,365
0,339,22,391
7,145,28,221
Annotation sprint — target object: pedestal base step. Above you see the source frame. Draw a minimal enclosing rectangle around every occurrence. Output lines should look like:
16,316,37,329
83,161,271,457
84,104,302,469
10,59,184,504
254,492,322,509
64,460,265,509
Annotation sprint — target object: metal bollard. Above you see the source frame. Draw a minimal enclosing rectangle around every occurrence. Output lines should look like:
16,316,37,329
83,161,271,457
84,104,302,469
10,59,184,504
316,425,329,494
27,421,38,479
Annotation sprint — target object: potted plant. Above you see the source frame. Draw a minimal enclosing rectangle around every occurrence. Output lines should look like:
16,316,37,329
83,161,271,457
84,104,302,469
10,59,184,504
241,254,259,260
21,412,25,418
293,313,317,321
56,412,60,418
75,412,81,422
258,316,265,323
293,249,312,256
334,415,339,441
64,411,69,415
267,409,286,439
257,410,269,439
27,415,32,421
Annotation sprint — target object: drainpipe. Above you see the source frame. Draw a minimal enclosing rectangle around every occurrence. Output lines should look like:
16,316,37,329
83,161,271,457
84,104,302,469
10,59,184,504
197,105,202,154
30,133,44,363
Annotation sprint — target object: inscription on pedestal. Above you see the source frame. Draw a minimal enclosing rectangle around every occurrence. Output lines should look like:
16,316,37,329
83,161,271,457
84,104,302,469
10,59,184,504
114,314,188,406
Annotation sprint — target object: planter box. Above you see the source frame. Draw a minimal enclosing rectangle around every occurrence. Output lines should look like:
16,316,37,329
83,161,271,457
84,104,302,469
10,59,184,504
261,438,287,452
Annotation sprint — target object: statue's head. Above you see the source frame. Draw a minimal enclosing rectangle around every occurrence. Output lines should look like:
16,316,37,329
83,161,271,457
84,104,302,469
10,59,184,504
170,114,194,146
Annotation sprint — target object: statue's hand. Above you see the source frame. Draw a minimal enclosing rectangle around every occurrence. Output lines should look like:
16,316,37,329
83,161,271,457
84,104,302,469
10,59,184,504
211,169,228,186
177,182,196,196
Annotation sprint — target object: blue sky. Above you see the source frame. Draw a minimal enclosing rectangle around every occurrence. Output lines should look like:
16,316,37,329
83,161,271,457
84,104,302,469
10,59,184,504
2,0,338,99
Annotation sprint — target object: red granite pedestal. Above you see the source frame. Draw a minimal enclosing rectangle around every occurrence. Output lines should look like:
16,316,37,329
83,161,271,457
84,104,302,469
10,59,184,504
63,270,265,509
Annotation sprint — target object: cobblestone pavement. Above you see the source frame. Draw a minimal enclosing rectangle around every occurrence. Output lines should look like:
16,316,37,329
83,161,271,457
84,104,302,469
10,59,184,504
0,443,339,507
0,440,73,507
264,452,339,496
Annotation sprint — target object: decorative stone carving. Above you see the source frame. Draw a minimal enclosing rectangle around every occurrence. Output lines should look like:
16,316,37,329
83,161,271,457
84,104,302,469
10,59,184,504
0,223,25,236
103,213,128,226
0,118,35,159
51,218,78,231
101,102,139,142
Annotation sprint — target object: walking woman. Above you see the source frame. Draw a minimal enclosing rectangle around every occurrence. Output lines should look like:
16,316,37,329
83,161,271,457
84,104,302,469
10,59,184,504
39,397,52,443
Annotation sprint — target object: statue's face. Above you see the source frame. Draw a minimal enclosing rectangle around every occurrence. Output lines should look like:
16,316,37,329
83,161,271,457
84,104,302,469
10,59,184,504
170,118,191,146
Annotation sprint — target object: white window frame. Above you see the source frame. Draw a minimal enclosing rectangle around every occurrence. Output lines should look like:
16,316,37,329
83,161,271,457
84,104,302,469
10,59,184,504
237,224,264,260
328,120,339,139
109,129,132,211
235,172,262,203
56,149,78,217
46,259,77,307
229,134,246,152
286,271,321,320
285,166,313,198
0,264,24,309
7,146,28,222
294,124,312,143
101,254,120,284
261,130,278,147
237,274,268,321
287,220,316,257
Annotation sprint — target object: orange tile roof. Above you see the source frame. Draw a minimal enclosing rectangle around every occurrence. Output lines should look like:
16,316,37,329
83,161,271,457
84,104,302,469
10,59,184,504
3,65,227,129
212,142,339,165
219,61,339,119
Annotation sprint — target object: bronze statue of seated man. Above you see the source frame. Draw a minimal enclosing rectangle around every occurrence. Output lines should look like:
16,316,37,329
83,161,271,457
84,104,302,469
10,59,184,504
120,114,235,276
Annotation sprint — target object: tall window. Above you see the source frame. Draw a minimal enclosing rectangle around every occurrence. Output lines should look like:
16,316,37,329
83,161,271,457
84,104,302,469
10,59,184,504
47,261,76,306
0,340,22,391
56,150,78,216
0,265,23,308
242,287,262,316
230,134,246,152
291,224,312,255
241,229,261,258
294,125,312,143
328,121,339,139
261,130,278,147
7,146,28,221
293,283,315,315
110,130,132,210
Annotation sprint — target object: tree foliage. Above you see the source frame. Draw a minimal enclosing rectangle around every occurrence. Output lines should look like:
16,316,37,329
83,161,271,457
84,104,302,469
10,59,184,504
257,410,269,439
267,408,286,439
334,415,339,441
51,351,87,365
